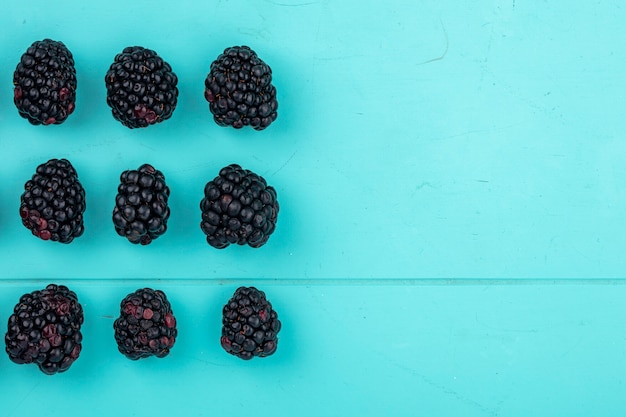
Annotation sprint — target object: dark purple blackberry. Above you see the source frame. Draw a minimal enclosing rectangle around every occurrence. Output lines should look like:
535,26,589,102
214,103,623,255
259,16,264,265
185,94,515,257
19,158,86,243
5,284,84,375
200,164,279,249
221,287,281,360
13,39,77,125
105,46,178,128
113,288,177,360
204,45,278,130
112,164,170,245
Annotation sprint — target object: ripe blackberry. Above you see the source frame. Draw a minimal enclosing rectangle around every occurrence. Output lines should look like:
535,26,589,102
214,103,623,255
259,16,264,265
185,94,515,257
19,158,86,243
221,287,281,360
112,164,170,245
204,45,278,130
5,284,84,375
113,288,177,360
13,39,77,125
105,46,178,128
200,164,279,249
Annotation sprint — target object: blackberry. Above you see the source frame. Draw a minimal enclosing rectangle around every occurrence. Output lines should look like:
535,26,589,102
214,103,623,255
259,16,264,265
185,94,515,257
200,164,279,249
13,39,77,125
5,284,84,375
112,164,170,245
204,45,278,130
221,287,281,360
105,46,178,128
19,158,86,243
113,288,177,360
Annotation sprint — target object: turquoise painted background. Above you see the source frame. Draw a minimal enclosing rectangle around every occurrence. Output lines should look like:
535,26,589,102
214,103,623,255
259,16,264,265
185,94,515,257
0,0,623,279
2,282,626,417
1,0,626,416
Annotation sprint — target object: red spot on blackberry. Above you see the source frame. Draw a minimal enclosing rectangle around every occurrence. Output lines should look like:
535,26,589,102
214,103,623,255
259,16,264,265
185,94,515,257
43,117,56,125
67,102,75,114
56,302,70,316
39,230,51,240
132,106,158,124
142,308,153,320
37,217,48,231
50,334,62,347
165,313,176,328
133,105,148,119
123,302,137,316
14,86,23,100
59,87,70,101
19,206,29,219
70,345,81,359
42,323,57,338
144,110,157,124
220,336,232,351
205,89,215,103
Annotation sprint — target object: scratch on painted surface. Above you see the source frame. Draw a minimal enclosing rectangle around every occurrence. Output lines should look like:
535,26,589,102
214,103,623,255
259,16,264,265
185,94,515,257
380,355,501,416
8,381,41,417
432,122,523,141
263,0,319,6
415,181,434,190
178,354,230,367
313,54,365,62
559,335,585,358
272,150,298,176
410,182,436,198
417,19,449,65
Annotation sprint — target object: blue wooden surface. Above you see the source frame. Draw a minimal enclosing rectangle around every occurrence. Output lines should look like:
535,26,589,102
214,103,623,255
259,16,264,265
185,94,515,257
1,0,626,416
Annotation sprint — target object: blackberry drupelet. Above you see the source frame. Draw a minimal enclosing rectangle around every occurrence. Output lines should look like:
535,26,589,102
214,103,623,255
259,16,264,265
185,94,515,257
204,45,278,130
112,164,170,245
221,286,281,360
5,284,84,375
113,288,177,360
200,164,279,249
19,158,86,243
13,39,77,125
105,46,178,128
